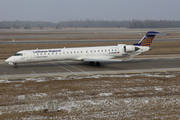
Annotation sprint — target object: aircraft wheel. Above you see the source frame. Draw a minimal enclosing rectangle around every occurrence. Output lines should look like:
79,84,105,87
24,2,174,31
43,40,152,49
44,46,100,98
95,62,101,66
14,63,18,68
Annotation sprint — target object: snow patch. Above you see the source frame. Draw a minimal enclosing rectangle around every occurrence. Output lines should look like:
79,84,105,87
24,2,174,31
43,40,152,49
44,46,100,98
18,95,25,100
0,80,6,83
0,72,177,83
98,93,113,96
154,86,163,91
27,93,48,99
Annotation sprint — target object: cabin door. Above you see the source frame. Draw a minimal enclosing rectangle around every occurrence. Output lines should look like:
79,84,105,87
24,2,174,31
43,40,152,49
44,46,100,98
26,51,32,61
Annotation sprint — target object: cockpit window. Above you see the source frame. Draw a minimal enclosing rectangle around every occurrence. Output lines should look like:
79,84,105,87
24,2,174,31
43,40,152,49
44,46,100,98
13,53,23,56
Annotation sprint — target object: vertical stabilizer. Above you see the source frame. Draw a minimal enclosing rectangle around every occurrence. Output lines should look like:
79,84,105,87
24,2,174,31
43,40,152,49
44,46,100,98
133,31,169,46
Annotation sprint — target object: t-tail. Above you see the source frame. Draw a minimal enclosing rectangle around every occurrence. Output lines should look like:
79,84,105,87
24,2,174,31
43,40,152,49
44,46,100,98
133,31,170,46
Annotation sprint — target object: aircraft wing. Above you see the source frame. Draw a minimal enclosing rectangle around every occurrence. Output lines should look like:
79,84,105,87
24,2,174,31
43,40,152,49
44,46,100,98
83,58,123,62
80,54,139,62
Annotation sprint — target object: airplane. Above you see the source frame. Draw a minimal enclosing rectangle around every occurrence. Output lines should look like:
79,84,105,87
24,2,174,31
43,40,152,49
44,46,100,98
5,31,169,68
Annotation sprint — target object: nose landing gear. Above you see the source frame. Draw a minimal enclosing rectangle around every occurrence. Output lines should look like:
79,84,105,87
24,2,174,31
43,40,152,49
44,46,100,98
14,63,18,68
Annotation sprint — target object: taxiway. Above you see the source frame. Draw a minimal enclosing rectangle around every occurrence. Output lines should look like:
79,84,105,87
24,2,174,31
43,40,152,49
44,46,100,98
0,57,180,79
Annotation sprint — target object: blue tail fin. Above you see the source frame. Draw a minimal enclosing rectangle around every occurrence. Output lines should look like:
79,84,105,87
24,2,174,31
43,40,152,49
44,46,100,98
133,31,169,46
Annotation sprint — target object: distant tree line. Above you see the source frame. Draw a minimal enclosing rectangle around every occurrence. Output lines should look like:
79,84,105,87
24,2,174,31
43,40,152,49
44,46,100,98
0,20,180,29
56,19,129,28
0,21,55,29
129,20,180,28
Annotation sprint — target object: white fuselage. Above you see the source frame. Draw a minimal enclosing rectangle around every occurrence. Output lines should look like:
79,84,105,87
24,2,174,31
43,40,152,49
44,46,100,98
5,44,150,65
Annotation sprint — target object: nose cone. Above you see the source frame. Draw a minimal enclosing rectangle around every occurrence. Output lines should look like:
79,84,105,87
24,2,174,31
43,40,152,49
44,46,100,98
5,57,13,63
5,58,10,63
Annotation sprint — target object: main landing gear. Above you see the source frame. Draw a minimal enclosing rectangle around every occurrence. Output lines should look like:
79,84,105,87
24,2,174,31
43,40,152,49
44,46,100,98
14,63,18,68
95,62,101,66
89,62,101,66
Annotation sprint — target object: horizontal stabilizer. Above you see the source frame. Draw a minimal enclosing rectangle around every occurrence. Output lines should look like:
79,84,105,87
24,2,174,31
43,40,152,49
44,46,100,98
147,32,170,35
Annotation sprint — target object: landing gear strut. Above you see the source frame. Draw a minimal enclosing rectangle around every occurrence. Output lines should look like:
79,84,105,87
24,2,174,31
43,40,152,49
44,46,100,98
14,63,18,68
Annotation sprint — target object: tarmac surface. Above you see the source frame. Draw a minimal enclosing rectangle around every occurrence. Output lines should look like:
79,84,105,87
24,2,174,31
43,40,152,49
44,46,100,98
0,28,155,40
0,57,180,79
0,39,180,44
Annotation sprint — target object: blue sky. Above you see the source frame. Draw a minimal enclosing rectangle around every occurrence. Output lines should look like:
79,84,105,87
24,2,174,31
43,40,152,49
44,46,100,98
0,0,179,22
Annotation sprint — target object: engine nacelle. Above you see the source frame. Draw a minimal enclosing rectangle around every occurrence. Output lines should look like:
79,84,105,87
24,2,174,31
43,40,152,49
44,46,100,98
124,45,140,52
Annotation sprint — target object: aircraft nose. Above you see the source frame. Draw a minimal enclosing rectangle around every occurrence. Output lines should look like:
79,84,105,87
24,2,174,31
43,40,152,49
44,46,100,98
5,57,13,63
5,58,9,63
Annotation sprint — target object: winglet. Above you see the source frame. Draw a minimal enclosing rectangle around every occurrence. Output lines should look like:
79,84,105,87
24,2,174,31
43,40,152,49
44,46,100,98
133,31,170,46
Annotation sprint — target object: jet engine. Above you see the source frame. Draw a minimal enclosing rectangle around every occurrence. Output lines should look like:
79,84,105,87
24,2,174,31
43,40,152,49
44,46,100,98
124,45,140,52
